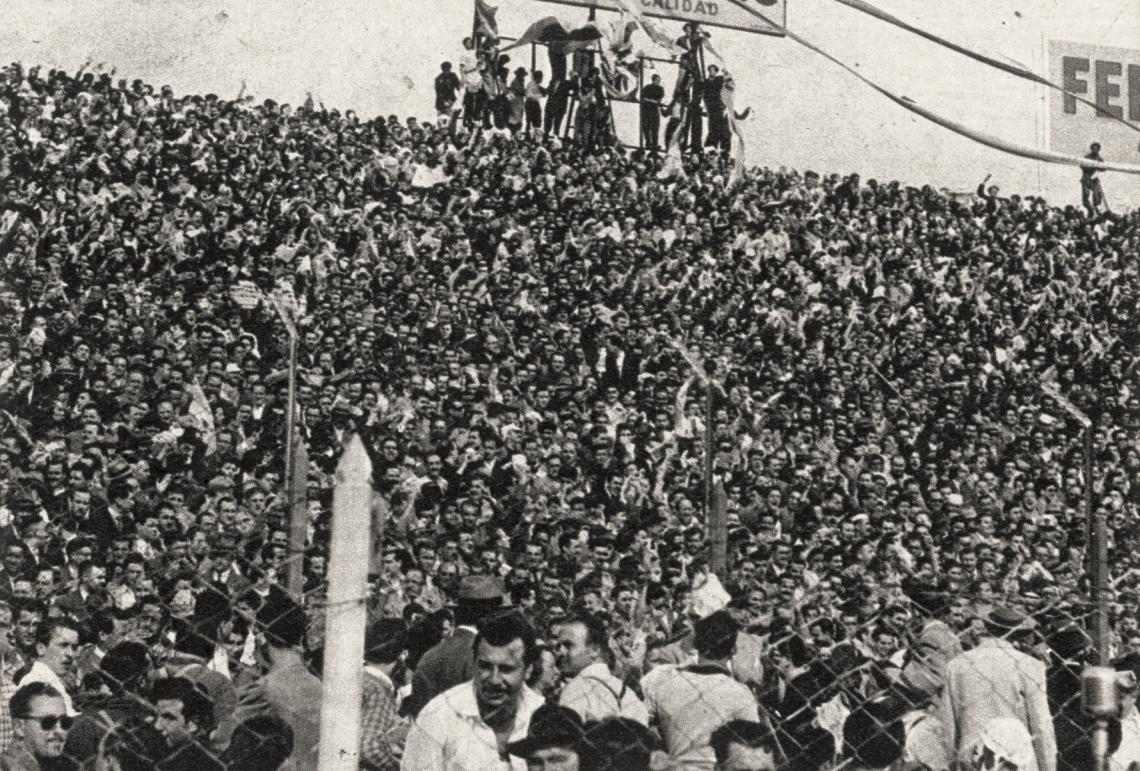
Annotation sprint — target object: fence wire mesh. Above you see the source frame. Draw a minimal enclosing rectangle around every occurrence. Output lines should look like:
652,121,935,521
0,547,1132,770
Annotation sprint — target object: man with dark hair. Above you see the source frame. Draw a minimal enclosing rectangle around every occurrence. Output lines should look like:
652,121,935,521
84,480,133,546
151,676,224,770
235,602,321,770
641,611,759,769
63,640,163,768
553,612,647,725
1081,141,1106,214
52,560,106,622
164,620,237,755
405,575,504,718
582,717,658,771
404,611,544,771
361,618,408,771
505,704,586,771
10,601,44,671
3,682,70,769
222,714,294,771
702,64,729,152
640,74,665,150
434,62,461,117
16,619,79,716
710,720,780,771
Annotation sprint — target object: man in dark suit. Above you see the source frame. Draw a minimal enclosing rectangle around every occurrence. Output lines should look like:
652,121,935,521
403,575,505,718
640,74,665,150
83,480,134,547
52,561,106,622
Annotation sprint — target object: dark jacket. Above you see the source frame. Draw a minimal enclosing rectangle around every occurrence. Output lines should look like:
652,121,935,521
403,627,476,718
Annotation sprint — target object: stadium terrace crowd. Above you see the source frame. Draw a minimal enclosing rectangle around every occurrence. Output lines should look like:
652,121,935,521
1,53,1140,771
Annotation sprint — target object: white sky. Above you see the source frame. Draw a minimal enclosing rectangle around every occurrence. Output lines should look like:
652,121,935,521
4,0,1138,208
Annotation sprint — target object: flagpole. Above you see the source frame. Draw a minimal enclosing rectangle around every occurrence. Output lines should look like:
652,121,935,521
284,330,298,506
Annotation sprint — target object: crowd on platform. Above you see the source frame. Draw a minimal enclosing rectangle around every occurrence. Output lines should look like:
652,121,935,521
1,52,1140,771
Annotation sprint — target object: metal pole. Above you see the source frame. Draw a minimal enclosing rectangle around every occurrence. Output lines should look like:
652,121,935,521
286,435,309,601
637,58,645,149
284,331,298,502
1087,420,1110,771
1088,421,1108,661
318,435,373,770
710,477,728,579
703,381,714,527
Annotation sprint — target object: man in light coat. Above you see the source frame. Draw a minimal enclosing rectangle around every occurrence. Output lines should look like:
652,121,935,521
939,606,1057,771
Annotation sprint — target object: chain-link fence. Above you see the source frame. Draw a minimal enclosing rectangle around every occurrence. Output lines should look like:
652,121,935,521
3,542,1131,771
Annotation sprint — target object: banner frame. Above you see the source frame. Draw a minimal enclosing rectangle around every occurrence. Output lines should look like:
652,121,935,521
533,0,788,38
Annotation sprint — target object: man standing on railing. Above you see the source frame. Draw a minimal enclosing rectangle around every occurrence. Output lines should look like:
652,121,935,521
459,37,486,129
1081,142,1107,215
640,74,665,150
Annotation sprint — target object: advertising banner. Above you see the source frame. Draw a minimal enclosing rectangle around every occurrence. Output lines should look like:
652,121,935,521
1048,40,1140,161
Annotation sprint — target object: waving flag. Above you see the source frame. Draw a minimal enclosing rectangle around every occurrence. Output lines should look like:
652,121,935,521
187,383,218,455
501,17,604,53
613,0,684,56
722,75,748,187
474,0,499,42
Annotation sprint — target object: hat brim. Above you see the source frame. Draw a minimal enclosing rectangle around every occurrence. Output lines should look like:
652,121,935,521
506,735,582,758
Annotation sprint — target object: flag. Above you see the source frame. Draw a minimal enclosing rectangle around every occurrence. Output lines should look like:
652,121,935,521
657,143,686,180
613,0,684,55
187,383,218,455
501,17,603,53
722,75,748,187
269,280,299,335
668,337,711,383
1042,382,1092,428
474,0,499,41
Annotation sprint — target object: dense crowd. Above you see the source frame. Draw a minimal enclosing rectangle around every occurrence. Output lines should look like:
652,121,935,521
0,48,1139,771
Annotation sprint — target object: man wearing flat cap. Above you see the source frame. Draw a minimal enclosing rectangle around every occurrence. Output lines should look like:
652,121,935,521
939,605,1057,771
506,704,587,771
404,575,505,718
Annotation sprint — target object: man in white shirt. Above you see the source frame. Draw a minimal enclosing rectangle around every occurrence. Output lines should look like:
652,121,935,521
403,612,544,771
16,618,79,716
458,37,486,129
553,613,648,725
642,611,759,770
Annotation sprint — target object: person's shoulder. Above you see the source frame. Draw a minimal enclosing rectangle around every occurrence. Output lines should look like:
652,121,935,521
640,663,676,690
158,740,225,771
0,744,38,771
419,681,473,723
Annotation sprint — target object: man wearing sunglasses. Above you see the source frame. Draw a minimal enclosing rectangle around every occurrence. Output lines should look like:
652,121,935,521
2,681,71,769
